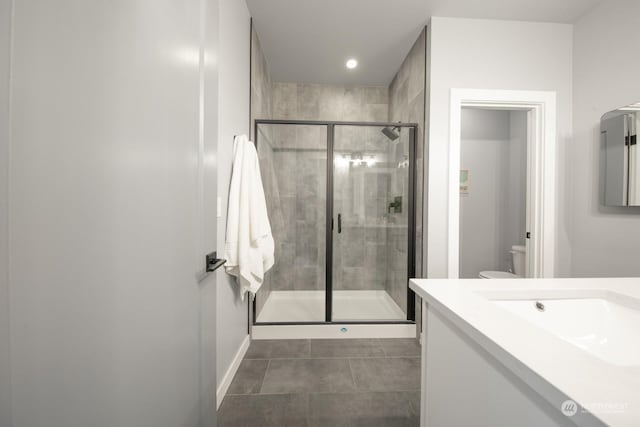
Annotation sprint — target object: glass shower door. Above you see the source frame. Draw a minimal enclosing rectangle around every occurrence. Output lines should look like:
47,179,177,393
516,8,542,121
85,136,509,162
254,123,328,323
332,125,412,321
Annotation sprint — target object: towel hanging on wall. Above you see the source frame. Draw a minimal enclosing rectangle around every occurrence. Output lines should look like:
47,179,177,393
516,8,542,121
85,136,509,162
224,134,274,300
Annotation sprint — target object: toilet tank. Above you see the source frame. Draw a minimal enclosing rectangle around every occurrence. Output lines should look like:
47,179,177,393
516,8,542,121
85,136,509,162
510,245,526,276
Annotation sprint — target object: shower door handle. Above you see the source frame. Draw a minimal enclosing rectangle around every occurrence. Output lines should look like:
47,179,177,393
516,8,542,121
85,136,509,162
337,214,342,234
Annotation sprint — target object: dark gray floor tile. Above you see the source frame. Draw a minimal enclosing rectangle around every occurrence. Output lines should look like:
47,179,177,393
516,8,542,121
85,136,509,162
308,391,420,427
379,338,421,357
218,394,308,427
227,359,269,395
245,339,310,359
261,358,356,393
349,357,421,391
310,339,385,358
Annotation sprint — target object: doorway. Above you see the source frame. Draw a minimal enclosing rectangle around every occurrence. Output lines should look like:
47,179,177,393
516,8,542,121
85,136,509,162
459,108,527,278
448,89,557,278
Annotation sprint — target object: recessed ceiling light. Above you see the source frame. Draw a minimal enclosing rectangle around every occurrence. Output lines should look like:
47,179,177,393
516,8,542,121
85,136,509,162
346,58,358,69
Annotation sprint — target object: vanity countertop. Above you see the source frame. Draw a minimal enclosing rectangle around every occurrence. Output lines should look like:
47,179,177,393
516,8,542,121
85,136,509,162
410,277,640,427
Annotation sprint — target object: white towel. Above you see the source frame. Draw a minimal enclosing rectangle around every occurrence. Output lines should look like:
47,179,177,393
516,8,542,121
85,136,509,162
224,135,275,300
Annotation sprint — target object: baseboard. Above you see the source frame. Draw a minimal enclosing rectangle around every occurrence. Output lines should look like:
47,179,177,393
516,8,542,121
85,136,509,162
216,334,250,409
251,323,417,339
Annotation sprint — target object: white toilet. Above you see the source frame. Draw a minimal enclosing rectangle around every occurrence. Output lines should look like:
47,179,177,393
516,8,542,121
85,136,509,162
479,245,526,279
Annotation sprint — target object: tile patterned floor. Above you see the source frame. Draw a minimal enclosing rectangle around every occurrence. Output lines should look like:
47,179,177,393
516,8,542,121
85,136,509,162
218,338,421,427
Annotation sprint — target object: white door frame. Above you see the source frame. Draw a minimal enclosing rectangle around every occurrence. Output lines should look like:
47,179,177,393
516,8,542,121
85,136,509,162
448,89,556,278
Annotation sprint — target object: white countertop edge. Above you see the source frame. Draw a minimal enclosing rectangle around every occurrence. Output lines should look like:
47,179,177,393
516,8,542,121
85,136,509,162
410,278,640,427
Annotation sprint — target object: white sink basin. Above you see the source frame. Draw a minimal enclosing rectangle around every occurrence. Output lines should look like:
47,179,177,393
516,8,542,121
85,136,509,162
493,297,640,366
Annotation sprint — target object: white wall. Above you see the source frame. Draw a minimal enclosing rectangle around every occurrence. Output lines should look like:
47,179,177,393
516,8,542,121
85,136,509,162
459,109,527,278
216,0,251,397
6,1,219,426
571,0,640,277
0,0,12,425
427,17,573,278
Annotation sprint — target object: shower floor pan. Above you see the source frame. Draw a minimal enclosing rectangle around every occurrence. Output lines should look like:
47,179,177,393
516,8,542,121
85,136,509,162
256,290,406,323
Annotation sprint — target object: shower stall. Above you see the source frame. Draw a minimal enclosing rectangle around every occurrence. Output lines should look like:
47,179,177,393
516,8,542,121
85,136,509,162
253,119,417,326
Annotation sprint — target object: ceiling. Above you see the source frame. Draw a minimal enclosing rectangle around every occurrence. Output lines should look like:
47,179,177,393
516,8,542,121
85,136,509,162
246,0,602,86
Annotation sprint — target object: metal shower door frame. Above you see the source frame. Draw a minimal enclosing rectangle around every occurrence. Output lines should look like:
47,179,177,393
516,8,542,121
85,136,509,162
253,119,418,326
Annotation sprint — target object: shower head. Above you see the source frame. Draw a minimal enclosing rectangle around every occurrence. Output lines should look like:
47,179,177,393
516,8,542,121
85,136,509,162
381,126,400,141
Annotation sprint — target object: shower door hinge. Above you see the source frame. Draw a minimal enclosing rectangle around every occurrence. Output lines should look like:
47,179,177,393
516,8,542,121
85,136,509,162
526,232,531,239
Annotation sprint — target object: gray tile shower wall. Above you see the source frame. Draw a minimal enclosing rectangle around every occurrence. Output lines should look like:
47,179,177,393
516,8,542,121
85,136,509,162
388,28,427,314
272,83,388,122
267,84,391,293
269,125,327,292
251,27,274,317
250,28,272,133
